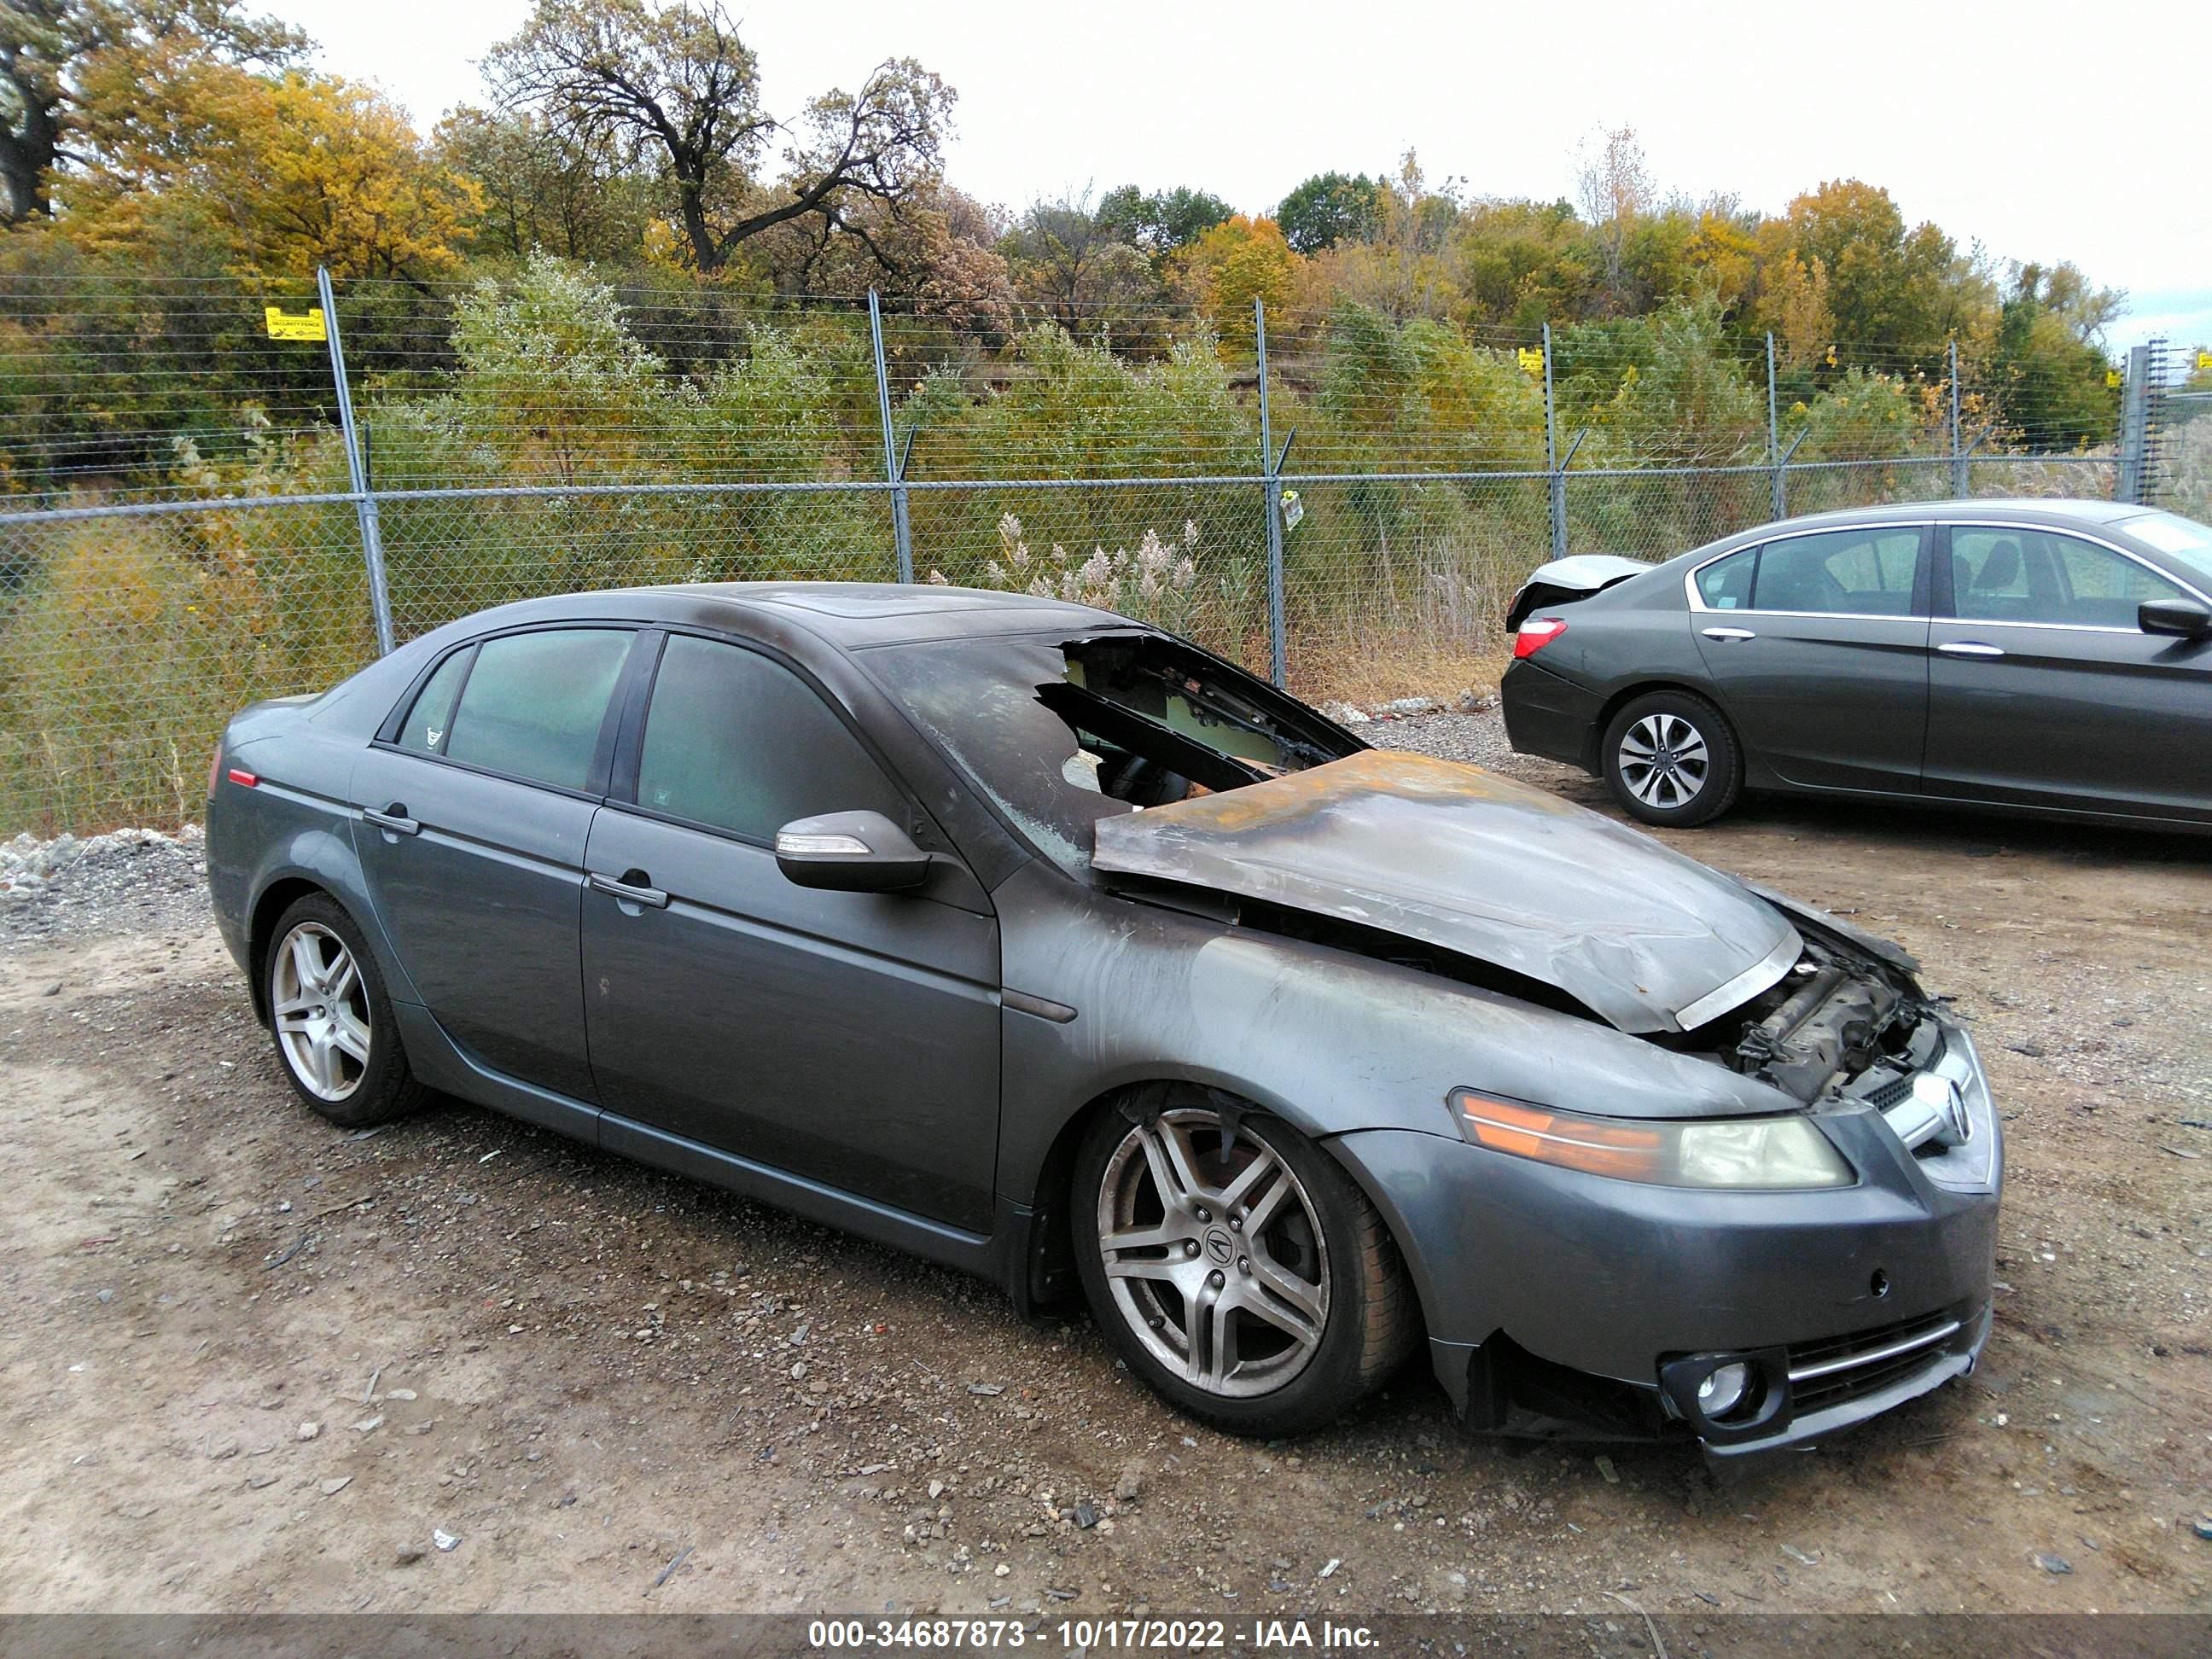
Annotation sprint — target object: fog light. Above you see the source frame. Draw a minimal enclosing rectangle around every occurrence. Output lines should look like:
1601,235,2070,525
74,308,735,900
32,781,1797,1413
1697,1361,1753,1419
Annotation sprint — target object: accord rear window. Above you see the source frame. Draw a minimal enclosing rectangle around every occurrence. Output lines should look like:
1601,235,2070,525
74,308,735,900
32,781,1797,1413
1752,527,1921,615
439,628,632,792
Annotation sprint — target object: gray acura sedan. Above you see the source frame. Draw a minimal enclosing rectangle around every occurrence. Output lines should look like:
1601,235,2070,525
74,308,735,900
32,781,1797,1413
207,584,1997,1453
1502,499,2212,829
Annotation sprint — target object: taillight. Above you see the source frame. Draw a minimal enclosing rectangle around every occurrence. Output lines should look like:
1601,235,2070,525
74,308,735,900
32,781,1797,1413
1514,616,1569,659
225,766,259,789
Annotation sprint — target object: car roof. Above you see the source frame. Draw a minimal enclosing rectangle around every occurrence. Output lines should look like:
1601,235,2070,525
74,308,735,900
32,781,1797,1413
421,580,1133,652
1742,497,2139,534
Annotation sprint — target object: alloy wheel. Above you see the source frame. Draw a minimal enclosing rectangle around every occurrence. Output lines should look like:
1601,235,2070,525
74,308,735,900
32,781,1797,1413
1095,1109,1330,1398
1618,712,1711,810
271,922,371,1103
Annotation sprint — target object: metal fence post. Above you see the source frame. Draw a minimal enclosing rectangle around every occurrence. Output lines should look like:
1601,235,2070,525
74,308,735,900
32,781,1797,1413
1948,339,1966,498
1543,323,1565,559
2117,344,2153,505
317,266,393,656
1765,333,1781,521
1255,297,1288,688
867,290,916,583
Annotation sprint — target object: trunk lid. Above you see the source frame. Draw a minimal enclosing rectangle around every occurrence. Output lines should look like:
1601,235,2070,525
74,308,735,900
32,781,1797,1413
1091,750,1798,1034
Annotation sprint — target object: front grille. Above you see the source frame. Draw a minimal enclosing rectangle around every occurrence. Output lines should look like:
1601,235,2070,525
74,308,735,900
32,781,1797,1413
1786,1310,1965,1414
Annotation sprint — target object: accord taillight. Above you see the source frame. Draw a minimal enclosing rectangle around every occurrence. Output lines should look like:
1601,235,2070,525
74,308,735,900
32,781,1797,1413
1513,616,1569,659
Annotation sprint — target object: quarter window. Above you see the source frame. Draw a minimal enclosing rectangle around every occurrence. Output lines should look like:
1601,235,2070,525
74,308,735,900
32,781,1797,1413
439,628,632,791
1751,527,1922,616
634,635,904,841
396,645,473,756
1694,547,1756,609
1950,527,2186,628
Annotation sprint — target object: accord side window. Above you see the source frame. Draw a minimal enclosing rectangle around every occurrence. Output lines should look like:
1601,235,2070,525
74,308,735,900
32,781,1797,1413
1950,527,2186,629
1751,527,1922,616
394,645,473,756
439,628,632,791
1695,547,1756,609
633,634,904,842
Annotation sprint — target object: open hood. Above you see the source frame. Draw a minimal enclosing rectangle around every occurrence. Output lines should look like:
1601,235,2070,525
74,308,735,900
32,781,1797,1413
1091,751,1800,1034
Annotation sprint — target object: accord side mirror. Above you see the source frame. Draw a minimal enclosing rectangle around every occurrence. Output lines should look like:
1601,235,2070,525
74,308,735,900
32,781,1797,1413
774,809,934,894
2139,597,2212,638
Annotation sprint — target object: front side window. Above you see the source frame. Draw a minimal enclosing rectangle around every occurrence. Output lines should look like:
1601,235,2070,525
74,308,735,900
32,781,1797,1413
1752,527,1923,616
439,628,632,791
1951,528,2186,628
634,634,904,841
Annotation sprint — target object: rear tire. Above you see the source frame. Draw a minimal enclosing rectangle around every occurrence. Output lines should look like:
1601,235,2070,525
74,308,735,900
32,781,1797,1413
1602,690,1743,827
264,894,428,1128
1072,1091,1416,1436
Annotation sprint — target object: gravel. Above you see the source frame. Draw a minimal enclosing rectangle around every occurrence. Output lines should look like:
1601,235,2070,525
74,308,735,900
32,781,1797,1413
0,824,212,950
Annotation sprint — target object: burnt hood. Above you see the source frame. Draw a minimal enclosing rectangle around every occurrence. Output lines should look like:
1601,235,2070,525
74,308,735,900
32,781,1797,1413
1091,750,1800,1034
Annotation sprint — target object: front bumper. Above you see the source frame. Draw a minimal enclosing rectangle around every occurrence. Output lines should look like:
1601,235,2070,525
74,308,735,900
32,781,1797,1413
1331,1019,2000,1457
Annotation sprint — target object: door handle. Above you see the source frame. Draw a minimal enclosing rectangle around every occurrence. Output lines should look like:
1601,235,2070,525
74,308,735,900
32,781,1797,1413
588,870,670,910
1937,642,2005,658
362,804,420,836
1701,626,1756,642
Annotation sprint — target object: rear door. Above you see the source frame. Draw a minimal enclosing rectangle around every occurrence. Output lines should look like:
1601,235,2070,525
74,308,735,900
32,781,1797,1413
1923,523,2212,822
1688,522,1933,792
580,631,1003,1232
352,625,639,1111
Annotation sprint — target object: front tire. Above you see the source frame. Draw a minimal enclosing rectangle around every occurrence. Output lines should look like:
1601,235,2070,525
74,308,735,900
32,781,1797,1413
1602,690,1743,826
265,894,427,1127
1072,1094,1415,1436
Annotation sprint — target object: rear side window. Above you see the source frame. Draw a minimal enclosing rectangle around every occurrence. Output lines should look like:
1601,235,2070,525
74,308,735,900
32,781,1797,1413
1695,548,1755,609
1753,527,1922,615
634,634,904,841
1952,527,2186,628
396,646,473,755
440,628,632,791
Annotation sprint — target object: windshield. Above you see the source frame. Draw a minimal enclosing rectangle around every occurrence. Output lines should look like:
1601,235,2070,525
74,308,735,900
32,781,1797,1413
859,632,1364,873
2116,509,2212,589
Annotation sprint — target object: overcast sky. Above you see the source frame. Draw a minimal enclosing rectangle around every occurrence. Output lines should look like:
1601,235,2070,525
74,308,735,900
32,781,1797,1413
267,0,2209,352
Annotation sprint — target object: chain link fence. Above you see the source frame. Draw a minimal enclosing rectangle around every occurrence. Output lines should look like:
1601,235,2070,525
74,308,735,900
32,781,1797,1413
0,269,2179,835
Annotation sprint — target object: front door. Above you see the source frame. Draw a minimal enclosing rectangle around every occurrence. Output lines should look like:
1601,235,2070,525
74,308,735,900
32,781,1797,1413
580,632,1003,1232
351,625,637,1108
1923,524,2212,823
1689,522,1933,793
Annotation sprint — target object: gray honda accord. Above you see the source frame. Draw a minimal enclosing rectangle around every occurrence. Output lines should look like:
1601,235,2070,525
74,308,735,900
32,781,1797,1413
1501,498,2212,829
207,583,1998,1455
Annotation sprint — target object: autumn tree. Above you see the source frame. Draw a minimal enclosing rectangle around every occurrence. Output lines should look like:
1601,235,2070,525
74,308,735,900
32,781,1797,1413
484,0,954,276
0,0,304,223
1000,189,1156,330
1174,214,1301,357
57,61,477,278
436,105,654,263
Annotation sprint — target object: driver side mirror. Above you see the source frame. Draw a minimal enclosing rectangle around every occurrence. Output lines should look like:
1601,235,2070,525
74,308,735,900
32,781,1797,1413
2139,597,2212,638
774,810,934,894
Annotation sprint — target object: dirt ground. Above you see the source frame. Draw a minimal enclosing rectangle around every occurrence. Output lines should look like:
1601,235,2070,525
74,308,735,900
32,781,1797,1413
1,728,2208,1621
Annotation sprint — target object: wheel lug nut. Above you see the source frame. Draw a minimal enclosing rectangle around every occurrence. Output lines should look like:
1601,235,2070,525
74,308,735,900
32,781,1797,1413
1208,1270,1225,1287
1228,1218,1241,1231
1185,1241,1200,1257
1195,1207,1210,1222
1237,1257,1249,1273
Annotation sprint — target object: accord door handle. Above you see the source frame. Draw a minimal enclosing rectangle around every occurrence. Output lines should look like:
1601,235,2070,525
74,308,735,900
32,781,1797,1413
1937,641,2005,658
588,870,670,910
362,804,420,835
1701,626,1756,642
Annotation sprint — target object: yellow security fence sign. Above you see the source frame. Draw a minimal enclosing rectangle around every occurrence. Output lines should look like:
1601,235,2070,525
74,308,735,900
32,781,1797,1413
264,305,327,342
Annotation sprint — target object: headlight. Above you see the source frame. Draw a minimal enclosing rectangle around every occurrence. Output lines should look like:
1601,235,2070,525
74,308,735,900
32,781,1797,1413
1450,1090,1854,1189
